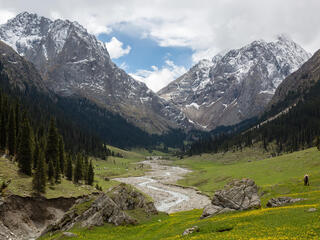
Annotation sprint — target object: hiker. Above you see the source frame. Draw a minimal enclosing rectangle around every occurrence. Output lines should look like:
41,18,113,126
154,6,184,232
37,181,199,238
304,174,309,186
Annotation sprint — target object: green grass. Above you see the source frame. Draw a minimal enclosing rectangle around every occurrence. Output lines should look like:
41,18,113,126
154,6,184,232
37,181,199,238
41,190,320,240
39,147,320,239
0,145,149,197
171,147,320,196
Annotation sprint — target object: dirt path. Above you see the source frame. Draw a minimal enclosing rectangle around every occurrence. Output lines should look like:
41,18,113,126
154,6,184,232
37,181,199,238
114,157,211,213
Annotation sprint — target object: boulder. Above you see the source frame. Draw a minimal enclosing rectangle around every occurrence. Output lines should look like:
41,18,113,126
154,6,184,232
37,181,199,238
201,205,235,219
307,208,317,212
266,197,304,207
182,226,200,236
109,183,157,215
201,178,260,219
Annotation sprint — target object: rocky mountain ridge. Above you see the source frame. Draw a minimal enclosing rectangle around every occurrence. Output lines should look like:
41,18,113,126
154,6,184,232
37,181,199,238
0,12,191,134
159,36,311,130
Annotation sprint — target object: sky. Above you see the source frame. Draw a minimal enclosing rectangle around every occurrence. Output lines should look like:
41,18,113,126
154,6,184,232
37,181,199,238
0,0,319,92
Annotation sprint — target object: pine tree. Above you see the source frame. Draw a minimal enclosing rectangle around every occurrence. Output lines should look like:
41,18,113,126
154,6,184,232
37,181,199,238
32,150,46,194
17,117,32,176
7,107,16,156
83,155,89,183
46,118,59,168
74,154,83,183
47,158,55,184
0,114,6,150
54,158,61,183
58,136,65,175
87,160,94,185
33,142,40,170
66,154,73,181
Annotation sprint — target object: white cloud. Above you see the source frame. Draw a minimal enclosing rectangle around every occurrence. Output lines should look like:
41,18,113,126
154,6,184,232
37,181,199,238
1,0,320,64
130,60,186,92
0,9,16,24
105,37,131,59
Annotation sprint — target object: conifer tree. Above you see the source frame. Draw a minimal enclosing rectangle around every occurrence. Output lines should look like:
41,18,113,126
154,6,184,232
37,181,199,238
32,150,46,194
17,117,32,175
0,114,6,150
46,118,59,168
54,158,61,183
66,154,73,181
33,142,40,170
87,160,94,185
7,107,16,155
83,155,89,183
58,136,65,174
47,158,55,184
74,154,83,183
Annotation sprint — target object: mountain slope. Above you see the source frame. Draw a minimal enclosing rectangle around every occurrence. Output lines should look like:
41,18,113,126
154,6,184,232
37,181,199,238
159,36,310,130
0,12,190,134
267,49,320,113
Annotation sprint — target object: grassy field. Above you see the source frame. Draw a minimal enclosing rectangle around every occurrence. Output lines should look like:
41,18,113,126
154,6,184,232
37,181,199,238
40,147,320,239
171,147,320,196
41,190,320,240
0,146,150,198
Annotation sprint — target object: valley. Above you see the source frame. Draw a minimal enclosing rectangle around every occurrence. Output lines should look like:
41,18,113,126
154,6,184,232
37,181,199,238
0,5,319,240
39,147,320,240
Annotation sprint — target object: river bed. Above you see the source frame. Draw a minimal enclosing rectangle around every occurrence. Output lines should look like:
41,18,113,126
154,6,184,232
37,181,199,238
114,158,211,213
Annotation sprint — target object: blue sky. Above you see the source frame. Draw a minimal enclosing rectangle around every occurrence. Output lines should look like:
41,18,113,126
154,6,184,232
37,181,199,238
98,29,193,92
98,31,193,73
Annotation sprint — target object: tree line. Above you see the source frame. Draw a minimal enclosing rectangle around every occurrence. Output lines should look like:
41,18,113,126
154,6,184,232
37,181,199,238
189,77,320,156
0,91,94,194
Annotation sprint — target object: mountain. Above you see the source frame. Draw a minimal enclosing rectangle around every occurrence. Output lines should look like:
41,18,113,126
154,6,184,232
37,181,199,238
158,36,311,131
189,47,320,155
268,49,320,113
0,12,190,134
0,39,190,149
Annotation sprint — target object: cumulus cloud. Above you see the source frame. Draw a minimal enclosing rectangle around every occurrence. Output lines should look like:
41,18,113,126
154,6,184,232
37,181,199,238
0,0,319,57
130,60,186,92
105,37,131,59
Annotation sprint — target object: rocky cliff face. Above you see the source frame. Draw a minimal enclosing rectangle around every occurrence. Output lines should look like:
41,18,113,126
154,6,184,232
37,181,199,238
0,12,191,134
0,40,48,93
159,36,310,130
268,49,320,110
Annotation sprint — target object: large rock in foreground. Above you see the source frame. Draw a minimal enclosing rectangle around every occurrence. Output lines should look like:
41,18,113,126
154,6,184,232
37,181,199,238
44,184,157,235
201,179,261,219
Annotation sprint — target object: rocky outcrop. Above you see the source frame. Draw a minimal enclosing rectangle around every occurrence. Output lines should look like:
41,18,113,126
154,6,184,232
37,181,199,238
266,197,304,207
0,184,157,240
109,183,157,215
0,195,77,240
45,184,157,234
46,193,137,233
201,179,260,219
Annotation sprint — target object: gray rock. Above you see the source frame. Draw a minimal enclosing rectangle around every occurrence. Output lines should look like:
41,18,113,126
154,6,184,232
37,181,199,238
108,183,157,215
62,232,77,237
45,184,158,234
201,178,261,219
266,197,304,207
201,204,235,219
182,226,200,236
307,208,317,212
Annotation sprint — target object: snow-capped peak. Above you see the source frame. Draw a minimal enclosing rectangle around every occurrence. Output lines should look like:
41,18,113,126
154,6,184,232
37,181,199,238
159,36,311,131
